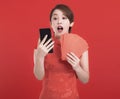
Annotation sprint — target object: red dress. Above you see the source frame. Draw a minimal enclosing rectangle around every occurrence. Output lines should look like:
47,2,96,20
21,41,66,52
39,34,88,99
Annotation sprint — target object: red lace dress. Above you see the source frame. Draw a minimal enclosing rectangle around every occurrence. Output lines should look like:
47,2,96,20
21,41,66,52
39,34,88,99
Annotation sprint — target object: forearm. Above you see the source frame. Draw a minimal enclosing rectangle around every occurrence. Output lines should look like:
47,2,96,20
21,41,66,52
74,66,89,84
33,37,54,80
34,56,45,80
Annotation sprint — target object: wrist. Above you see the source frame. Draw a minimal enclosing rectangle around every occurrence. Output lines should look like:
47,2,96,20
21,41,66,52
36,56,45,62
73,65,81,72
36,51,45,60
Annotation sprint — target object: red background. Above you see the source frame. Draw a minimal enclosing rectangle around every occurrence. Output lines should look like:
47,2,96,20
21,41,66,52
0,0,120,99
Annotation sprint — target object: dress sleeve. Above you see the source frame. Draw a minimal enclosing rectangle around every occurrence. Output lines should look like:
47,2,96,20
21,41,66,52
79,36,89,54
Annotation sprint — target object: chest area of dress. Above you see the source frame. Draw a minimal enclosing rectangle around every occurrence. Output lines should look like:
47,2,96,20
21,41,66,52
45,43,61,62
44,43,72,71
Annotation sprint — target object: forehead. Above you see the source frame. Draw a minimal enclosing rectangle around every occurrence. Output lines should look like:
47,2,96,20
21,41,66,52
52,9,65,16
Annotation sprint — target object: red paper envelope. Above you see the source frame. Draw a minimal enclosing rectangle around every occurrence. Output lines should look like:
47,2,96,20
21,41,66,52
60,33,89,60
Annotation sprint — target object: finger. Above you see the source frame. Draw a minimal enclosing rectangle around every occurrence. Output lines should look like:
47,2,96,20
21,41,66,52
47,45,54,52
67,53,76,61
70,52,79,60
41,35,48,45
67,56,75,65
46,41,54,49
67,58,75,66
41,41,54,51
69,52,80,61
43,38,52,47
37,38,41,48
38,38,41,44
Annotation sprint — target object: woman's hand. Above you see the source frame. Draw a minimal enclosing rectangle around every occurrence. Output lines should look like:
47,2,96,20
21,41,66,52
66,52,80,71
67,51,89,83
36,35,54,58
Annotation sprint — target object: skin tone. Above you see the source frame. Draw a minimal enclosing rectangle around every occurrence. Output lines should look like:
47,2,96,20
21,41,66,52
34,9,89,83
50,9,74,38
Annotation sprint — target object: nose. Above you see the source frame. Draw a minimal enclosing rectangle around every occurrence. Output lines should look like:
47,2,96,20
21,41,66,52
58,18,62,24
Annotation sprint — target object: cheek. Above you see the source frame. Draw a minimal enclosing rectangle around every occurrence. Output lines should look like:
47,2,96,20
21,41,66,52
65,21,71,27
64,23,70,29
51,21,56,27
51,23,56,32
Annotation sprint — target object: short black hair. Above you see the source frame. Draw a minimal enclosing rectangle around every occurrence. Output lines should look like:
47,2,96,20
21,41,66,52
50,4,74,33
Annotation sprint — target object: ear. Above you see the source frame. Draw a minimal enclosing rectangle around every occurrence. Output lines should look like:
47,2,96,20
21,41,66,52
70,22,74,27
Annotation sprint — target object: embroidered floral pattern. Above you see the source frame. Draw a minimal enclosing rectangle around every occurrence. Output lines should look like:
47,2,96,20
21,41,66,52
39,38,79,99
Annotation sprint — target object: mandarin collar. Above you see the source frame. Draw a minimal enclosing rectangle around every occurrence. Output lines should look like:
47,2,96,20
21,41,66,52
53,37,61,46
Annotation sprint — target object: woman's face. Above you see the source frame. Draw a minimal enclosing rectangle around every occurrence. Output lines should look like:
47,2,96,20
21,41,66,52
51,9,74,38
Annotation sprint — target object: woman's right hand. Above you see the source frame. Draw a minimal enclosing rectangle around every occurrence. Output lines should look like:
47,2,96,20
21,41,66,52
36,35,54,58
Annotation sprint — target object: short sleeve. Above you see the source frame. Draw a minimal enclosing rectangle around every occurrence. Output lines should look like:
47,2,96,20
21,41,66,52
60,34,89,61
79,36,89,54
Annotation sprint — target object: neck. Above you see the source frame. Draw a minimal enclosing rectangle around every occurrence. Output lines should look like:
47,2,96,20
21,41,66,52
55,35,60,40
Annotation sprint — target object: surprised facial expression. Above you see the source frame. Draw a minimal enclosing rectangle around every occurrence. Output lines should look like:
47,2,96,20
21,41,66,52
51,9,73,38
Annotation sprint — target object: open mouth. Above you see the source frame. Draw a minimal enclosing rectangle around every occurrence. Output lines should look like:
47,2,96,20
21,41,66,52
57,26,63,33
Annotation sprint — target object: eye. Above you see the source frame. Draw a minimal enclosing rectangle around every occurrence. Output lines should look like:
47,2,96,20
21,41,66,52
62,16,67,20
53,17,57,20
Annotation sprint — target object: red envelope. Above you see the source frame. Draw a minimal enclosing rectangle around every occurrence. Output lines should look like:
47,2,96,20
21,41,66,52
60,33,89,60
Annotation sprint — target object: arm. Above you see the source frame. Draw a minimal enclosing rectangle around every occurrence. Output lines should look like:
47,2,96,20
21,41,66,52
33,49,45,80
67,50,89,84
33,35,54,80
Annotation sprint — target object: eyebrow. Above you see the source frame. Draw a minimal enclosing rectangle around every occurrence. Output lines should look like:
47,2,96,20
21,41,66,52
52,13,58,15
52,13,66,17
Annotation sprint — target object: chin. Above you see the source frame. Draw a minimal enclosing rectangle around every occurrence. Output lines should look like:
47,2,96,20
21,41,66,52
55,32,67,38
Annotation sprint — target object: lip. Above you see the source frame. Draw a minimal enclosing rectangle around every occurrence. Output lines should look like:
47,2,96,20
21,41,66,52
57,26,63,33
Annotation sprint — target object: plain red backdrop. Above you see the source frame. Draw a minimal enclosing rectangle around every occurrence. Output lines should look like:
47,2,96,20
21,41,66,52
0,0,120,99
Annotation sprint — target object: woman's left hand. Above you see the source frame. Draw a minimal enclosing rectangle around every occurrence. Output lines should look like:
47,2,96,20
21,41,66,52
66,52,80,71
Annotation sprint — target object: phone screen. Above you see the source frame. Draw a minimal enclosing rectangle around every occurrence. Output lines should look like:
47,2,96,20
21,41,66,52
39,28,53,53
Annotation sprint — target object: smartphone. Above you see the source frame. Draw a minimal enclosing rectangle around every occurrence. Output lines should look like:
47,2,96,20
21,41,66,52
39,28,53,53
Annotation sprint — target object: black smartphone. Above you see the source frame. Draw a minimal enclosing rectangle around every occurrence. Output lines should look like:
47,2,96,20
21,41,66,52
39,28,53,53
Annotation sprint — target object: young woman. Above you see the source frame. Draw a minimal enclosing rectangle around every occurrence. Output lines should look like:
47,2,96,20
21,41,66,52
33,4,89,99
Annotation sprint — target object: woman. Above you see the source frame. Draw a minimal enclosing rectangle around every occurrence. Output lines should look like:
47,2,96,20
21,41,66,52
33,4,89,99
